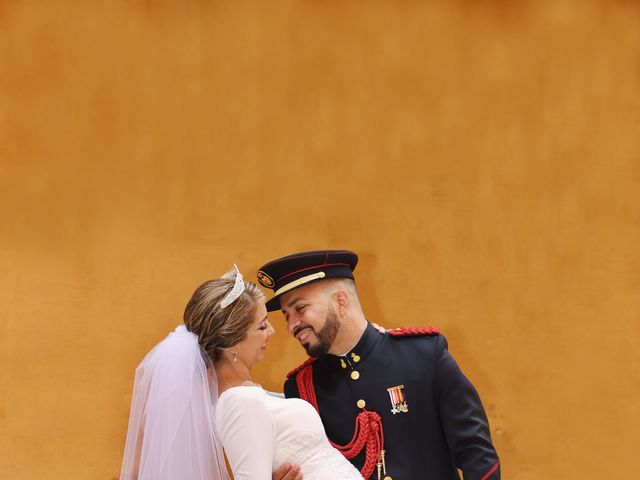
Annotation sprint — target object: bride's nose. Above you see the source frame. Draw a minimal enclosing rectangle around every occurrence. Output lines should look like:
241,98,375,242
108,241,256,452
266,321,275,336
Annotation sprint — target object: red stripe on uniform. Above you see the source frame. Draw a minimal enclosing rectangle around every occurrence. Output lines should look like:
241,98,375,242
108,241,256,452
480,460,500,480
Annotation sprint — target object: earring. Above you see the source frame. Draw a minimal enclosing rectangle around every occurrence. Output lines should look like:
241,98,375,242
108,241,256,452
233,351,238,363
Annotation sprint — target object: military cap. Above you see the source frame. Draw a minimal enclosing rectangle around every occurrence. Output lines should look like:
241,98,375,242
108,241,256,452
257,249,358,311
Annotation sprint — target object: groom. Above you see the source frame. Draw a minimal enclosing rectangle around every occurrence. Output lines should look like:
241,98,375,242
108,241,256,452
264,249,500,480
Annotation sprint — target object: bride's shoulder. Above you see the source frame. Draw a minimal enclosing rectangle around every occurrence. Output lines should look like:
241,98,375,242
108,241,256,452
219,384,265,404
217,385,270,419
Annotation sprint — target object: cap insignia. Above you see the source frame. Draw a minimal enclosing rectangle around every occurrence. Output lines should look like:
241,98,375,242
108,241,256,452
257,270,275,288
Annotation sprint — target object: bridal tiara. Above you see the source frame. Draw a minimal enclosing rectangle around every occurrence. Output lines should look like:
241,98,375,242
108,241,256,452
219,264,245,309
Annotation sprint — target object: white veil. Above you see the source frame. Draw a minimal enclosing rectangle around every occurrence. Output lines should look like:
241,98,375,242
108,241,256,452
120,325,230,480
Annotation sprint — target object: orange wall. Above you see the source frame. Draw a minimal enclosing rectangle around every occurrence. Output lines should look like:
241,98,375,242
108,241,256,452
1,1,639,479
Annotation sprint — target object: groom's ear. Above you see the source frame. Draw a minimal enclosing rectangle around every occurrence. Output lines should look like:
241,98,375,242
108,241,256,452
334,289,350,316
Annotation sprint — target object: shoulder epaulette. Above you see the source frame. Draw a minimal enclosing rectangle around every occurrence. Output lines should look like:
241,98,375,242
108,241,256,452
388,326,440,337
286,357,317,379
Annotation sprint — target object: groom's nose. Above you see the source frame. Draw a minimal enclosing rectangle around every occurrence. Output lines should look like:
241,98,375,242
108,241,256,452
287,316,301,335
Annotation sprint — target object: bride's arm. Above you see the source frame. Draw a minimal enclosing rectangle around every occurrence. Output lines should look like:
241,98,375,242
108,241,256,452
217,390,276,480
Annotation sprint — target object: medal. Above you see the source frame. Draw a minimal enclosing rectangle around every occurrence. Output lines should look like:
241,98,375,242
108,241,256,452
386,385,409,414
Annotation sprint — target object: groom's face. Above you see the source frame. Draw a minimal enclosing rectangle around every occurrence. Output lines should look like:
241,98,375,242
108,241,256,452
280,282,340,357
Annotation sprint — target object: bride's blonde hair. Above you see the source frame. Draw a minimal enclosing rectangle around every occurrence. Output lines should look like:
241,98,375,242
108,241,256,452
183,278,265,362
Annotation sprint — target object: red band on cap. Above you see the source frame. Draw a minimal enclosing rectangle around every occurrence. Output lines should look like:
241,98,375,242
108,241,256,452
261,250,353,268
277,262,352,282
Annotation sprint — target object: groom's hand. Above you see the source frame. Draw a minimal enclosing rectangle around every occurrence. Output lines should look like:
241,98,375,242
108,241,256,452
272,463,302,480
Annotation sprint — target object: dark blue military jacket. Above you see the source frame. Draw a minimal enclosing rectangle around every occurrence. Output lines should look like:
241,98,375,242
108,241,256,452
284,323,500,480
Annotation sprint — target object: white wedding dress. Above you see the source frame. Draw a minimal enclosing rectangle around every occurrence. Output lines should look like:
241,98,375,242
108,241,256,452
216,385,363,480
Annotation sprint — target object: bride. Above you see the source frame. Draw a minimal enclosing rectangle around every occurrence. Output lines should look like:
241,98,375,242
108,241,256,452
120,266,363,480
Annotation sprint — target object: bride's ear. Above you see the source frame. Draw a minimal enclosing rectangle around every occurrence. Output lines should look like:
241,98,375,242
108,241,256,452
222,347,239,363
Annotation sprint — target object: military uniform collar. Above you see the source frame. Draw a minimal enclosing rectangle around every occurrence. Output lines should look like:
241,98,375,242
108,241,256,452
326,322,382,369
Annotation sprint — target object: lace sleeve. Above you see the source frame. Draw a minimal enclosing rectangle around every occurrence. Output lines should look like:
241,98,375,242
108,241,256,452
217,388,276,480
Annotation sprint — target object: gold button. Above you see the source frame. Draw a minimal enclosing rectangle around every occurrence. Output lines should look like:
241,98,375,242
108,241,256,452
351,353,361,363
357,399,366,409
350,371,360,380
384,477,393,480
340,359,347,369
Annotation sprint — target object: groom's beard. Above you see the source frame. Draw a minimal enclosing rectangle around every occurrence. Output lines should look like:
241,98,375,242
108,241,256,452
304,307,340,357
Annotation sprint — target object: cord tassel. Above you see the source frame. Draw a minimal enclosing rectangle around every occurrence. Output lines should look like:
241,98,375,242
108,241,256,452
297,364,386,479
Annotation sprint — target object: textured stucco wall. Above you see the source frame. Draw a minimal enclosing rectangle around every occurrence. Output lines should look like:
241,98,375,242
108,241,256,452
1,1,639,478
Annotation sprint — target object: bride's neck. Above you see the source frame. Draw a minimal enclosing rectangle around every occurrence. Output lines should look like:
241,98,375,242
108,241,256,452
214,360,253,394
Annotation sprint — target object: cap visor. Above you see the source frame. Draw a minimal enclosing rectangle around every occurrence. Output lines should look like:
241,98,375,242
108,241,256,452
266,296,282,312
